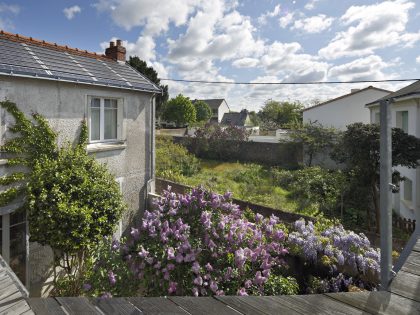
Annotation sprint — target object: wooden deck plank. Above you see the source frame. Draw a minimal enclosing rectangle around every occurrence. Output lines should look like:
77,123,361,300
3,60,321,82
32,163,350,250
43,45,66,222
269,294,370,315
389,270,420,302
413,239,420,252
26,298,66,315
127,297,189,315
92,297,143,315
326,291,420,315
169,296,241,315
56,297,101,315
216,296,300,315
0,298,33,315
402,251,420,276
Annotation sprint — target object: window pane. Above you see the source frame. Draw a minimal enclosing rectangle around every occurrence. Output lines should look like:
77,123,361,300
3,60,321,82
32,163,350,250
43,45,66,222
10,220,26,284
104,108,117,139
91,98,100,108
104,99,117,109
402,111,408,133
91,108,100,141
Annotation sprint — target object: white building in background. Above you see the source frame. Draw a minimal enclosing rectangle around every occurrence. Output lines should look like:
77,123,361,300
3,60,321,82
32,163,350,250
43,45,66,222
303,86,392,130
366,80,420,222
194,99,230,123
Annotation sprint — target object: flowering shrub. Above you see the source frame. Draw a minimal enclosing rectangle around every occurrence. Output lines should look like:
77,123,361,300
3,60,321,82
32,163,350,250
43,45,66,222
83,188,380,298
288,219,380,282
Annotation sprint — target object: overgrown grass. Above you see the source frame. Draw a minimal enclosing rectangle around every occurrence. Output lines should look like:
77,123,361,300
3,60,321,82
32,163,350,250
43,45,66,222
167,159,320,217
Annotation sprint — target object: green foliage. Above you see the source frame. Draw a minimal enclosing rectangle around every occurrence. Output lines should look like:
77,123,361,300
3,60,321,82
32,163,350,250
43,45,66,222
128,56,169,114
258,100,304,130
332,122,420,232
156,136,200,179
263,275,299,295
276,167,346,215
289,121,341,166
0,101,126,295
163,94,196,126
193,100,212,122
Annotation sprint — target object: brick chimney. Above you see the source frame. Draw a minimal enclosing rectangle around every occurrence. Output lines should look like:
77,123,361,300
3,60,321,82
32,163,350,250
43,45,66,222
105,39,126,62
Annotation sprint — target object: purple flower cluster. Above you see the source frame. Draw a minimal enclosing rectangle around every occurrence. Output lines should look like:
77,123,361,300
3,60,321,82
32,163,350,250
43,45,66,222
288,219,380,277
119,187,288,296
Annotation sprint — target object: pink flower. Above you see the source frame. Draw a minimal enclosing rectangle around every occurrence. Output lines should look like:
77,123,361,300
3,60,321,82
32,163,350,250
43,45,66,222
192,287,199,297
193,276,203,286
130,227,140,240
192,261,200,274
108,271,116,286
167,247,175,260
205,263,213,272
237,288,248,296
168,281,177,294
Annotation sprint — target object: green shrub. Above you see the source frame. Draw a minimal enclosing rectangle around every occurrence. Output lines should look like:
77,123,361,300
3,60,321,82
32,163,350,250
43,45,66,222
156,137,200,178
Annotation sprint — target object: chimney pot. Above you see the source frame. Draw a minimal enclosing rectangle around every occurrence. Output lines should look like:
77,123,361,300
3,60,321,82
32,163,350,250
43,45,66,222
105,39,126,62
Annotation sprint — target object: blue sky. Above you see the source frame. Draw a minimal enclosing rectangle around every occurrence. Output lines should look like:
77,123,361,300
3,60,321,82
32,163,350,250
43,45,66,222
1,0,419,111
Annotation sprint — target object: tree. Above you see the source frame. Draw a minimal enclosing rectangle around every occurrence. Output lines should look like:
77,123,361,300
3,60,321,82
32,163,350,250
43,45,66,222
289,122,340,166
0,101,126,294
258,100,304,130
248,110,260,126
332,123,420,233
163,94,196,126
128,56,169,114
193,100,212,122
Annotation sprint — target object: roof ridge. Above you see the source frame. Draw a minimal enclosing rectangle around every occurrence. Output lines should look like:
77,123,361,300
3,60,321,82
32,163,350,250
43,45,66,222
0,30,112,61
303,86,393,112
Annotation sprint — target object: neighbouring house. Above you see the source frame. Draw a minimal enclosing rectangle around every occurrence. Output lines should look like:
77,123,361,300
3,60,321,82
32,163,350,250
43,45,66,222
194,98,230,123
366,80,420,222
221,109,259,135
0,31,160,295
303,86,392,130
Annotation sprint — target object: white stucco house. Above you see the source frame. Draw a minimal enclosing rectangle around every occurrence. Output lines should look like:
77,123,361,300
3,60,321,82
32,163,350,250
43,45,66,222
194,99,230,123
366,80,420,222
303,86,392,130
0,30,160,294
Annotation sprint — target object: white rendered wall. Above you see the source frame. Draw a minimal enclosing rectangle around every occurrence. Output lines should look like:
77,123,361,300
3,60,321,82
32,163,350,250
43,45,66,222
303,89,390,130
218,100,230,123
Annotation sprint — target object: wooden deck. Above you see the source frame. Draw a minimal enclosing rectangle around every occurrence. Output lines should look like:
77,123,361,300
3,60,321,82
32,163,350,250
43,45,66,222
2,237,419,314
0,255,33,314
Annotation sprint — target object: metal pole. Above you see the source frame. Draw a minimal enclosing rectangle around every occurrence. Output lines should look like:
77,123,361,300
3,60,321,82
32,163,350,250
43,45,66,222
380,99,392,290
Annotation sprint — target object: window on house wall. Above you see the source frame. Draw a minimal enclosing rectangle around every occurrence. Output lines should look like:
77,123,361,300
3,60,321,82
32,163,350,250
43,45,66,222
404,178,413,204
396,111,409,133
89,97,121,142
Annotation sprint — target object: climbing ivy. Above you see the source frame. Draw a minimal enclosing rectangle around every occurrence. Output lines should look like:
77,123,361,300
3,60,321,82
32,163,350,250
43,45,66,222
0,100,126,294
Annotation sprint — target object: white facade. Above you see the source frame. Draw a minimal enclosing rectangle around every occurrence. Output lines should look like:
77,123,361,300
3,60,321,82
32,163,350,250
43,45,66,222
368,99,420,221
303,88,391,130
217,100,230,123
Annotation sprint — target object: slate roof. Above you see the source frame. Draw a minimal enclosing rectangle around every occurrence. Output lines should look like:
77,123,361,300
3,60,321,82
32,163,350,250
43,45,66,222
366,80,420,106
303,86,392,112
194,99,229,110
0,31,161,93
221,110,249,126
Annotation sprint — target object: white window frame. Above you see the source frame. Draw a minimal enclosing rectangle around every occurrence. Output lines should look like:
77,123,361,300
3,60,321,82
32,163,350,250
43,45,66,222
396,110,409,133
88,96,123,144
403,178,413,204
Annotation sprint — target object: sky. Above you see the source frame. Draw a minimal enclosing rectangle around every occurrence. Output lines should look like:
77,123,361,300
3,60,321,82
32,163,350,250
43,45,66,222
1,0,419,111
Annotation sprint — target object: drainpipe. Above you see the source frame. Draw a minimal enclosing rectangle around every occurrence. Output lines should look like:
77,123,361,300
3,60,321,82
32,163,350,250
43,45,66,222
380,98,393,290
147,93,156,195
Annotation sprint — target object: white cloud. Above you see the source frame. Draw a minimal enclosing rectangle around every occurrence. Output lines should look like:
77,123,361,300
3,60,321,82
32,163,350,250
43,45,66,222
304,0,320,10
279,12,294,28
94,0,200,35
292,14,334,33
232,57,259,68
258,4,281,25
328,55,395,81
319,0,419,59
63,5,81,20
0,3,20,30
416,56,420,64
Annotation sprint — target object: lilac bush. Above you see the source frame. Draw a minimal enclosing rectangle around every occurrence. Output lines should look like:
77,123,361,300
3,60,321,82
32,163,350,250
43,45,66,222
83,187,380,297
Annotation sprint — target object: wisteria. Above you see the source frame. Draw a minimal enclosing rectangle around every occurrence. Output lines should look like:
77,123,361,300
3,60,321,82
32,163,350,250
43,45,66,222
288,219,380,281
83,187,381,297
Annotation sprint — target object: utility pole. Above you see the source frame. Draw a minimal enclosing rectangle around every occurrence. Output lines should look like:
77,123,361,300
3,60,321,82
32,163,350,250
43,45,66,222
379,98,393,290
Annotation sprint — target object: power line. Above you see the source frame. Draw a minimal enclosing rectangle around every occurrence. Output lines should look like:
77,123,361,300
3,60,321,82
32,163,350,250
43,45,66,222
160,78,419,85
